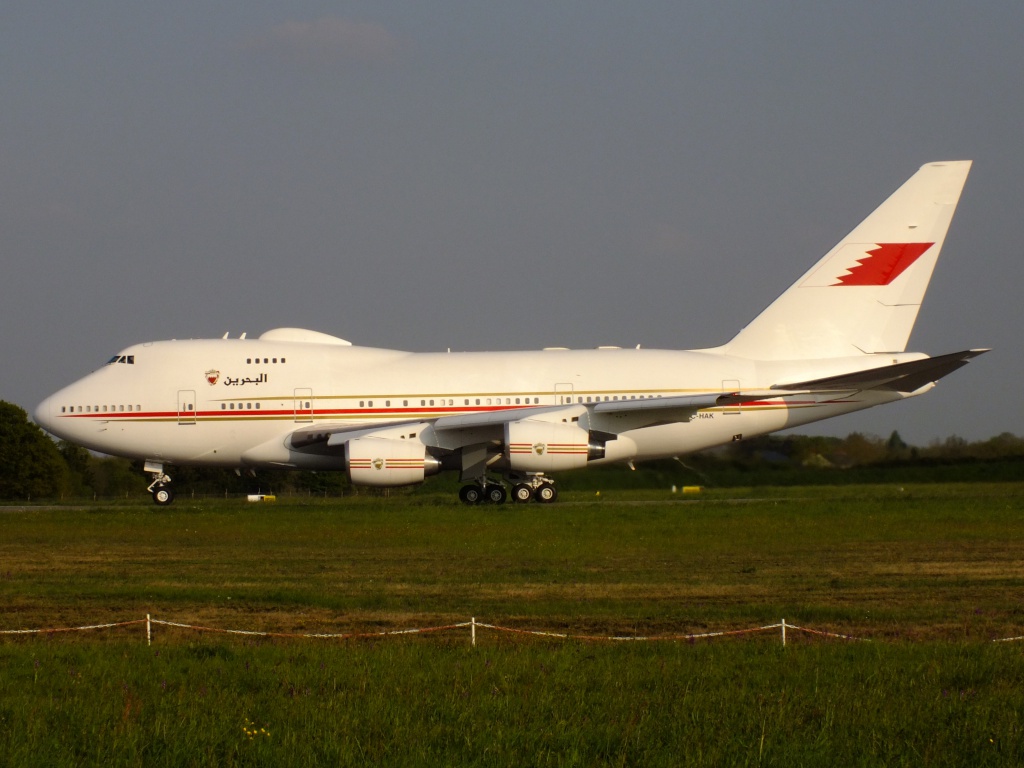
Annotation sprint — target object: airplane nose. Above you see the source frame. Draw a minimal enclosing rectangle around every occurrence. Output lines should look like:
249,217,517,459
34,395,54,433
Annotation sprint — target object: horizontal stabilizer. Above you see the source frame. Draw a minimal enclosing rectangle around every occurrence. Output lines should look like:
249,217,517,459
771,349,989,393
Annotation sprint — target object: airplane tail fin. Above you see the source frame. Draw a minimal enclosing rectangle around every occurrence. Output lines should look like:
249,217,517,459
723,161,972,361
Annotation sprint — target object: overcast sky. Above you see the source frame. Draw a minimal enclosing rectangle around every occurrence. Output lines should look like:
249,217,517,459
2,2,1020,445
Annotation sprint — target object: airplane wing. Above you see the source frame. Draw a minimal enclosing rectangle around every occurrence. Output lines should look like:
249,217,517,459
286,350,987,454
288,395,728,452
771,349,989,393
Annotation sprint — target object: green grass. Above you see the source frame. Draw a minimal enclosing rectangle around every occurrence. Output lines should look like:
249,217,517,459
3,483,1023,637
3,483,1024,764
2,640,1024,766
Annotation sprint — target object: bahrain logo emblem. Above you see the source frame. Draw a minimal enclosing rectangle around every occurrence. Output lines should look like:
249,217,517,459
533,443,546,456
372,458,385,470
801,243,934,287
205,370,220,386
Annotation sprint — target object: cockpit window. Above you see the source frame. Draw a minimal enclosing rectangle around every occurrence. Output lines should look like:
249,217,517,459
106,355,135,365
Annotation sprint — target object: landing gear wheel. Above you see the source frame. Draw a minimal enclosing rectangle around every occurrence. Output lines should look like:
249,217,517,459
152,485,175,506
485,485,507,505
512,483,534,503
535,483,558,503
459,484,484,505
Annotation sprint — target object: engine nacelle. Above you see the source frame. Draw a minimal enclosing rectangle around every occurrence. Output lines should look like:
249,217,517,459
346,436,439,487
505,420,593,472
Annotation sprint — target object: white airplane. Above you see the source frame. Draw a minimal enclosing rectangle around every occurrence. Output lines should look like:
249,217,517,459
35,161,985,506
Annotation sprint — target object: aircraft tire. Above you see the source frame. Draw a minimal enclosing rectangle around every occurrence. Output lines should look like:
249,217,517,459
152,485,175,506
535,483,557,503
512,483,533,503
485,485,507,505
459,484,483,505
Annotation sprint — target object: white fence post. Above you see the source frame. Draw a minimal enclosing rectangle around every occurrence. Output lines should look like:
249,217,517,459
781,618,786,647
471,617,476,647
146,614,152,647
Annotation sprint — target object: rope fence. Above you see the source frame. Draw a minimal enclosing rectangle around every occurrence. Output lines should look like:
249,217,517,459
4,614,1012,646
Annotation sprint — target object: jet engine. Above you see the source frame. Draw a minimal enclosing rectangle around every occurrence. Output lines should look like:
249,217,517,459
346,436,441,487
504,419,602,472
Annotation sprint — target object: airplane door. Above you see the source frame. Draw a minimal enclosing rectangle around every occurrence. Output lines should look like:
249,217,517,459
294,388,313,423
555,383,574,405
177,390,197,425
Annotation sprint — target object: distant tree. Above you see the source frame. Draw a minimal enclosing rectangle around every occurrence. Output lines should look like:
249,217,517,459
0,401,68,499
58,440,94,496
974,432,1024,459
932,434,969,459
885,430,910,459
833,432,886,466
90,455,144,498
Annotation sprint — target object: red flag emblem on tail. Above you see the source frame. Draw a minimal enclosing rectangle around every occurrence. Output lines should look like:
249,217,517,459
833,243,934,286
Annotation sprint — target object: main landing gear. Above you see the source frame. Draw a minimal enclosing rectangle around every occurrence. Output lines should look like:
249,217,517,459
145,461,175,506
458,475,558,505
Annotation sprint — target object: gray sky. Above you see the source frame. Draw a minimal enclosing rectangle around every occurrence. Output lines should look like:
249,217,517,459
2,2,1020,445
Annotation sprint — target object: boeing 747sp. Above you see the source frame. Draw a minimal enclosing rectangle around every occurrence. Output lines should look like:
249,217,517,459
35,161,986,505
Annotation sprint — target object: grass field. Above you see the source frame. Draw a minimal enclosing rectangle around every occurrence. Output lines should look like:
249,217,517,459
3,483,1024,765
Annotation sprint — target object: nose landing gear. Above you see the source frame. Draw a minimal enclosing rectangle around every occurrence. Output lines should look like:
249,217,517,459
145,461,175,506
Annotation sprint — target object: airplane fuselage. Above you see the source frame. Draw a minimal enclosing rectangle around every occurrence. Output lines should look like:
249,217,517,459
36,332,910,470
